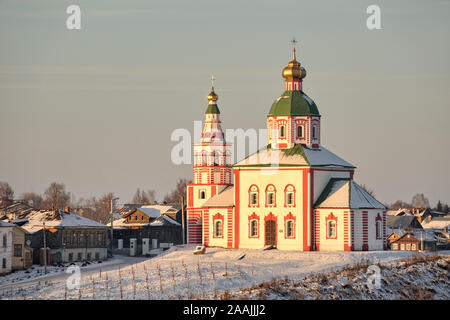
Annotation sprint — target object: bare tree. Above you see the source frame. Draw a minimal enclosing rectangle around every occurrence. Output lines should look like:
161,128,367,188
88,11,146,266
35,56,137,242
132,188,156,205
163,178,192,204
42,182,70,210
389,200,411,210
359,184,376,198
21,192,43,209
0,181,14,207
95,193,119,224
411,193,430,208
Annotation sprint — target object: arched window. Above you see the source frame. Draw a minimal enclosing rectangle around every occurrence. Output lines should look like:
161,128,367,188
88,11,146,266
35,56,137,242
375,213,382,240
2,234,6,248
265,185,276,207
213,213,224,238
249,220,259,237
202,152,208,166
297,125,303,138
279,125,285,138
286,220,295,238
212,151,220,166
375,220,382,239
327,220,336,239
214,220,223,238
199,190,206,199
326,213,338,239
248,185,259,207
284,185,296,207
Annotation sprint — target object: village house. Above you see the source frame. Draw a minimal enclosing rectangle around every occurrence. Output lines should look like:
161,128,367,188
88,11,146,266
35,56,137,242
112,206,182,255
0,221,14,275
19,208,109,264
390,233,419,251
11,225,33,270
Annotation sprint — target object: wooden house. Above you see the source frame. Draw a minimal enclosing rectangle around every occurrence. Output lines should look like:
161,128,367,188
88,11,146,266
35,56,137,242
11,225,33,270
20,209,109,264
390,233,420,251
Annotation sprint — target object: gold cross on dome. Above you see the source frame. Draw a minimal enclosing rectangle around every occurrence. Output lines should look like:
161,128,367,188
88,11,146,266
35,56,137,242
291,37,298,60
211,75,215,90
291,37,297,47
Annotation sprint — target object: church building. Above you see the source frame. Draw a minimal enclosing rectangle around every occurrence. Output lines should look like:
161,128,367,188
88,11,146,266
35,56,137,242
186,43,387,251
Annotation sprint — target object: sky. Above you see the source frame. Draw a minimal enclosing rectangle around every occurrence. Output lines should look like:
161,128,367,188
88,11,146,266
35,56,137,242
0,0,449,206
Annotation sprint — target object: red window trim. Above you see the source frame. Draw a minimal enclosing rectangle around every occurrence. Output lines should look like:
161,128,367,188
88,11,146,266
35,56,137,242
277,120,288,140
248,212,260,239
284,184,296,207
212,213,224,238
284,212,296,239
265,184,277,208
326,212,338,240
248,184,260,208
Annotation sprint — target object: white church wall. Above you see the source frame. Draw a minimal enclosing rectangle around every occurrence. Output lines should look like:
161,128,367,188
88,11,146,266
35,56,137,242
313,170,351,204
316,208,346,251
237,168,306,250
207,208,230,248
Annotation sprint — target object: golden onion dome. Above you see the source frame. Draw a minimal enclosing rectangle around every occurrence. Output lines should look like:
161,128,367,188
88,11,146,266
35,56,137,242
282,45,307,81
207,89,218,103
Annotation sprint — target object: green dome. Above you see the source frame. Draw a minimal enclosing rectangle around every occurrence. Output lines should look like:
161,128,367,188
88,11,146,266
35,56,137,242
205,103,220,114
268,91,320,117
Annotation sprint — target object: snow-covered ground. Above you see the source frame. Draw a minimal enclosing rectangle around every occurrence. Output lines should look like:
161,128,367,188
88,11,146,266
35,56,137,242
0,245,448,300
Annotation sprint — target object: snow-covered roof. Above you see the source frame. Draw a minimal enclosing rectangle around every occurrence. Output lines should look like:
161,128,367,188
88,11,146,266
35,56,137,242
234,144,355,169
123,207,160,219
0,220,14,227
314,179,386,209
58,210,107,228
386,216,422,230
202,186,234,208
141,204,179,215
150,215,181,227
20,209,107,233
421,217,450,230
0,202,35,218
112,217,150,229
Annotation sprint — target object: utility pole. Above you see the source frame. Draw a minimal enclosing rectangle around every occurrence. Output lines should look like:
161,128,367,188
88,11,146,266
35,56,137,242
180,195,185,245
42,221,47,275
110,197,119,258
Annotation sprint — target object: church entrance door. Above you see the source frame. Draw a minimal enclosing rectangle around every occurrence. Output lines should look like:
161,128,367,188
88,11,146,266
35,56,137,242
265,220,276,247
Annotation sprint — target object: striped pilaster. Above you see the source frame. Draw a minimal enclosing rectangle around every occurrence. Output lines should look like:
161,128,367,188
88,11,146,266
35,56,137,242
362,211,368,251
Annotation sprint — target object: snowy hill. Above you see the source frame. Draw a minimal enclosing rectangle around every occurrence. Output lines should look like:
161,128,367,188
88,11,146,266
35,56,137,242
0,245,448,300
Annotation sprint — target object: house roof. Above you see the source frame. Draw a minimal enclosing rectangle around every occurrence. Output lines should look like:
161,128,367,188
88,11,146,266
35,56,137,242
20,209,107,233
0,220,14,227
111,217,148,229
202,186,235,208
421,217,450,230
141,204,179,215
386,215,422,230
268,91,320,117
150,215,181,227
234,144,355,169
0,202,35,218
314,178,386,209
123,207,160,219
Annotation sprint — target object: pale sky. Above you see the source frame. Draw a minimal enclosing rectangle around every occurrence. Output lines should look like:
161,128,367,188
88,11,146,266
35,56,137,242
0,0,449,206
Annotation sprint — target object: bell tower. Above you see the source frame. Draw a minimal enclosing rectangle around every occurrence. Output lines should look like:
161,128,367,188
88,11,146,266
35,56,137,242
186,77,232,244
